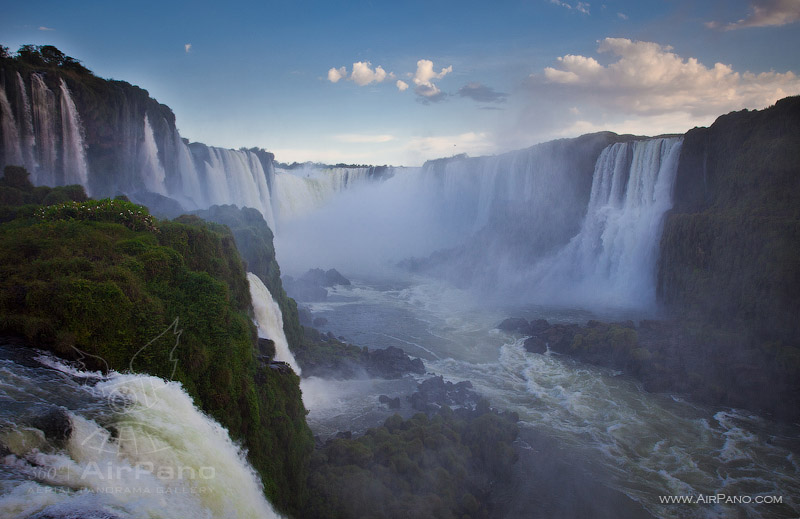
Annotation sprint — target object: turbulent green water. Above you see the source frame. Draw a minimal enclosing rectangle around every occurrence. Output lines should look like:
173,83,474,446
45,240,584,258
302,277,800,519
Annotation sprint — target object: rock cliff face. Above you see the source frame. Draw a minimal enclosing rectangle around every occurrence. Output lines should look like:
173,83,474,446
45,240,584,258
658,96,800,343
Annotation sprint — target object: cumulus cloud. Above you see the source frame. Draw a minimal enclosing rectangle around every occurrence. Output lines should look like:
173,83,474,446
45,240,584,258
550,0,590,15
396,80,409,91
534,37,800,117
707,0,800,30
457,82,508,103
351,61,388,86
184,43,192,53
327,62,390,86
328,66,347,83
412,59,452,102
38,26,55,31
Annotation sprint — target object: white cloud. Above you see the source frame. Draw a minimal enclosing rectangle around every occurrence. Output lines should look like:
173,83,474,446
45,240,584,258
549,0,590,15
184,43,192,53
351,61,388,86
617,12,628,20
396,80,409,91
707,0,800,30
38,26,55,31
536,37,800,117
333,134,396,144
412,59,452,101
328,66,347,83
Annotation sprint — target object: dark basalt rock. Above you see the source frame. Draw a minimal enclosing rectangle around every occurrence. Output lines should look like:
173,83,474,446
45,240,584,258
497,317,530,334
363,346,425,379
30,407,72,446
257,337,276,358
523,336,547,354
409,375,480,412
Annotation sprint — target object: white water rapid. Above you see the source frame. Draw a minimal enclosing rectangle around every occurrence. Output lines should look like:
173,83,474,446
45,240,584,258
247,273,301,374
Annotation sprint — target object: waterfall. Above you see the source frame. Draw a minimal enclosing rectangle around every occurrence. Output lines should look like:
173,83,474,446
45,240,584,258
193,147,276,229
247,272,301,374
0,88,23,168
173,129,206,209
272,166,374,221
15,72,37,174
524,137,683,308
139,114,168,195
0,346,282,519
30,73,58,186
58,78,90,191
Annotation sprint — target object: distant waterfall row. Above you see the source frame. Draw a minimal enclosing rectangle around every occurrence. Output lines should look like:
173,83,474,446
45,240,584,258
0,71,385,232
0,73,89,191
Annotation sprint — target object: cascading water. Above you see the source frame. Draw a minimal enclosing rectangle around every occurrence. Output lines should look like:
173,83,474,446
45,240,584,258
521,137,683,309
0,344,282,519
139,114,168,195
272,166,375,221
247,273,301,374
30,73,58,186
0,88,23,168
58,79,90,191
15,73,37,174
194,147,276,229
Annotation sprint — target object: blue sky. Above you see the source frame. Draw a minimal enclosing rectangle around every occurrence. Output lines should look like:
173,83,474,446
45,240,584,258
3,0,799,165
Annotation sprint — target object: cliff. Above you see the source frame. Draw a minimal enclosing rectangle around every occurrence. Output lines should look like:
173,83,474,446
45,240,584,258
659,97,800,344
651,97,800,419
0,169,313,516
190,204,303,353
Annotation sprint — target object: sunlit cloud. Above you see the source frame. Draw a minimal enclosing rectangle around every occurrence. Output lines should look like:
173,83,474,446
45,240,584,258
328,66,346,83
534,37,800,117
38,26,55,31
351,61,388,86
184,43,192,53
327,62,392,86
412,59,452,102
617,12,628,20
706,0,800,30
396,80,409,91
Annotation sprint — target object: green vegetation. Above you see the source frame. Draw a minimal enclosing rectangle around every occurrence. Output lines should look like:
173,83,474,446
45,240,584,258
190,205,304,354
304,409,519,519
0,167,313,516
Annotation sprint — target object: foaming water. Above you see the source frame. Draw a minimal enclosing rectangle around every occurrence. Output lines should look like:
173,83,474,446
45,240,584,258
247,272,301,373
306,278,800,518
0,345,282,519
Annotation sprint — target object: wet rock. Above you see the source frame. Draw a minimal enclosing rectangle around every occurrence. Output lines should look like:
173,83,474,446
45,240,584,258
30,407,72,446
257,337,276,358
497,317,530,334
363,346,426,379
409,376,480,412
523,336,547,354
